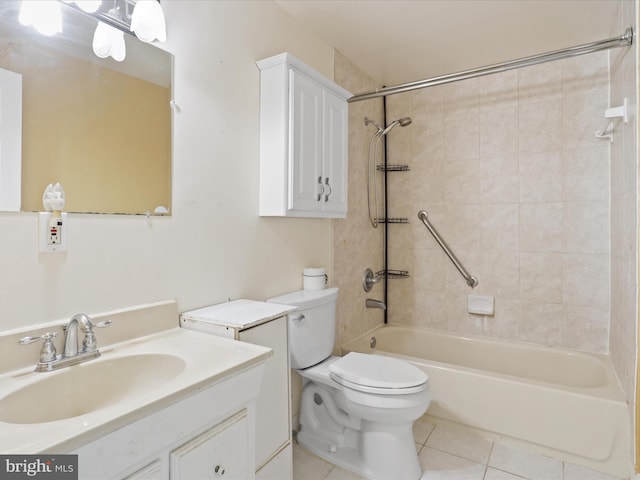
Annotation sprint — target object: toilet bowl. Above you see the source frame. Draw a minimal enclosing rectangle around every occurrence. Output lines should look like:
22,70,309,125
267,288,430,480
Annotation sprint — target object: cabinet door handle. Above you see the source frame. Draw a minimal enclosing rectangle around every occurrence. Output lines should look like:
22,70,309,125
324,178,332,202
316,176,325,201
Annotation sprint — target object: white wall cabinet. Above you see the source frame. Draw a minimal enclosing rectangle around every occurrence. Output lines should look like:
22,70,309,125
181,301,295,480
257,52,351,218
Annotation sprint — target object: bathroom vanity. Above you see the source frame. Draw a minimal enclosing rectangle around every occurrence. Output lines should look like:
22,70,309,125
0,301,271,479
181,300,295,480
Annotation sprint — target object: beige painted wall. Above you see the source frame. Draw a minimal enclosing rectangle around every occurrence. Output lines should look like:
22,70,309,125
0,1,335,331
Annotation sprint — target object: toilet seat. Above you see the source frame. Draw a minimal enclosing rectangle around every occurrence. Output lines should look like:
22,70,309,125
329,352,428,395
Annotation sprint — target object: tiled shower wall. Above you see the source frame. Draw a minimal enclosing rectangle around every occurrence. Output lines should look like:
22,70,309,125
332,8,637,410
332,51,384,351
609,0,638,414
384,52,613,354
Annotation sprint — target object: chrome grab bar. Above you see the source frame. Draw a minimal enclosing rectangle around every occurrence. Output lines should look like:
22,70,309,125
417,210,478,288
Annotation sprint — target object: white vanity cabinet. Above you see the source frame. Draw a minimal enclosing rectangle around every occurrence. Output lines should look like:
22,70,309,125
72,360,265,480
257,52,351,218
181,300,295,480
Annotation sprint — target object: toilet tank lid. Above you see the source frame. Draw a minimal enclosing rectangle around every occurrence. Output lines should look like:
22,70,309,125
267,287,338,309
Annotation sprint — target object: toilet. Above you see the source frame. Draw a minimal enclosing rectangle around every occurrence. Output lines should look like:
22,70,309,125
268,287,430,480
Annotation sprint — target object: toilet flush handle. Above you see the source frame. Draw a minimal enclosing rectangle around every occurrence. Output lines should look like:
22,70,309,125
290,314,306,322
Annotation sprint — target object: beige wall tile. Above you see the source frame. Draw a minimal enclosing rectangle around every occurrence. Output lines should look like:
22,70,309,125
519,202,563,252
518,62,562,105
519,302,564,346
519,151,562,202
519,252,563,303
562,201,610,254
479,155,519,204
518,101,562,154
562,253,610,307
562,146,609,202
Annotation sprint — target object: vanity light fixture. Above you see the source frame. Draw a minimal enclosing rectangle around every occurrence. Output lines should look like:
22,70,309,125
19,0,167,62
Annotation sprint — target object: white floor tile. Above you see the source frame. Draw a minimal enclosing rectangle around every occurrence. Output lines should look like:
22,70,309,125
563,462,625,480
484,467,528,480
413,417,436,445
292,442,335,480
425,424,493,465
418,447,486,480
322,466,365,480
488,443,562,480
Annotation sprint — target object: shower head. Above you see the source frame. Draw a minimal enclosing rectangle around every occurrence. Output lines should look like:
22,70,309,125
380,117,412,136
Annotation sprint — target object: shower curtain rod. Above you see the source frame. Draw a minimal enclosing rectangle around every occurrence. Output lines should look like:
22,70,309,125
348,27,633,103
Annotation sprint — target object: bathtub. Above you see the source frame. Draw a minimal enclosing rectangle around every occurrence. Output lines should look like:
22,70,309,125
341,324,633,478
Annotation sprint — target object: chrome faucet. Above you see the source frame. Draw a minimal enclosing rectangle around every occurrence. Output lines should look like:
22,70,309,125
19,313,111,372
64,313,98,357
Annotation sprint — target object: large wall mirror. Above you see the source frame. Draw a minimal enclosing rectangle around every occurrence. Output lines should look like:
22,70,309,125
0,1,172,215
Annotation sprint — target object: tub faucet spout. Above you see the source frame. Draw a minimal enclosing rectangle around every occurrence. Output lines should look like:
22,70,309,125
365,299,386,310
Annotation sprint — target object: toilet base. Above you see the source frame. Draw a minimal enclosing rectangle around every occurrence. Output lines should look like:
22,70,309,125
297,420,422,480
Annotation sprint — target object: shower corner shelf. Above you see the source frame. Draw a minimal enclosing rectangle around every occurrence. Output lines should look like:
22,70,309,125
376,164,410,172
377,217,409,224
376,269,410,280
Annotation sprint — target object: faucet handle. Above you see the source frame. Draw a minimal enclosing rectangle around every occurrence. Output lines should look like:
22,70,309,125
82,319,111,352
19,332,58,363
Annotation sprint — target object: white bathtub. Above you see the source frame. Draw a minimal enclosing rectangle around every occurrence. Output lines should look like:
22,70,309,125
341,324,633,478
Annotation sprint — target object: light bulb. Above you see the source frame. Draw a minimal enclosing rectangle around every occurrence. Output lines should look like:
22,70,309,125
74,1,102,13
19,1,62,36
93,22,126,62
131,0,166,43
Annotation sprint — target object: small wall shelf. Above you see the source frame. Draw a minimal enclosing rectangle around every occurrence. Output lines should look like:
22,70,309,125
378,217,409,224
377,164,410,172
376,269,410,280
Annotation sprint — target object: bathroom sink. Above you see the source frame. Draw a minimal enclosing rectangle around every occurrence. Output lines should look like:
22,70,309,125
0,353,186,424
0,326,272,454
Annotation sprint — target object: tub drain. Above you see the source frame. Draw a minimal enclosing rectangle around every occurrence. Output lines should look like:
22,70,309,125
370,336,377,349
314,393,323,405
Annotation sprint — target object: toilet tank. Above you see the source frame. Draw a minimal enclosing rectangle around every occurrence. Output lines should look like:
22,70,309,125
267,287,338,369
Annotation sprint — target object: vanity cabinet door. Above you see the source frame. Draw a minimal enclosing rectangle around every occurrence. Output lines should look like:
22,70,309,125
320,88,348,216
169,409,250,480
289,68,324,214
123,460,164,480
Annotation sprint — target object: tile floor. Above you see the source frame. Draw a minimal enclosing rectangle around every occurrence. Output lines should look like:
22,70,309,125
292,418,626,480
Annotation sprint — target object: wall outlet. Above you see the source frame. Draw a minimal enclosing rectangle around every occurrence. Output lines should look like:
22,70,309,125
39,212,67,253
